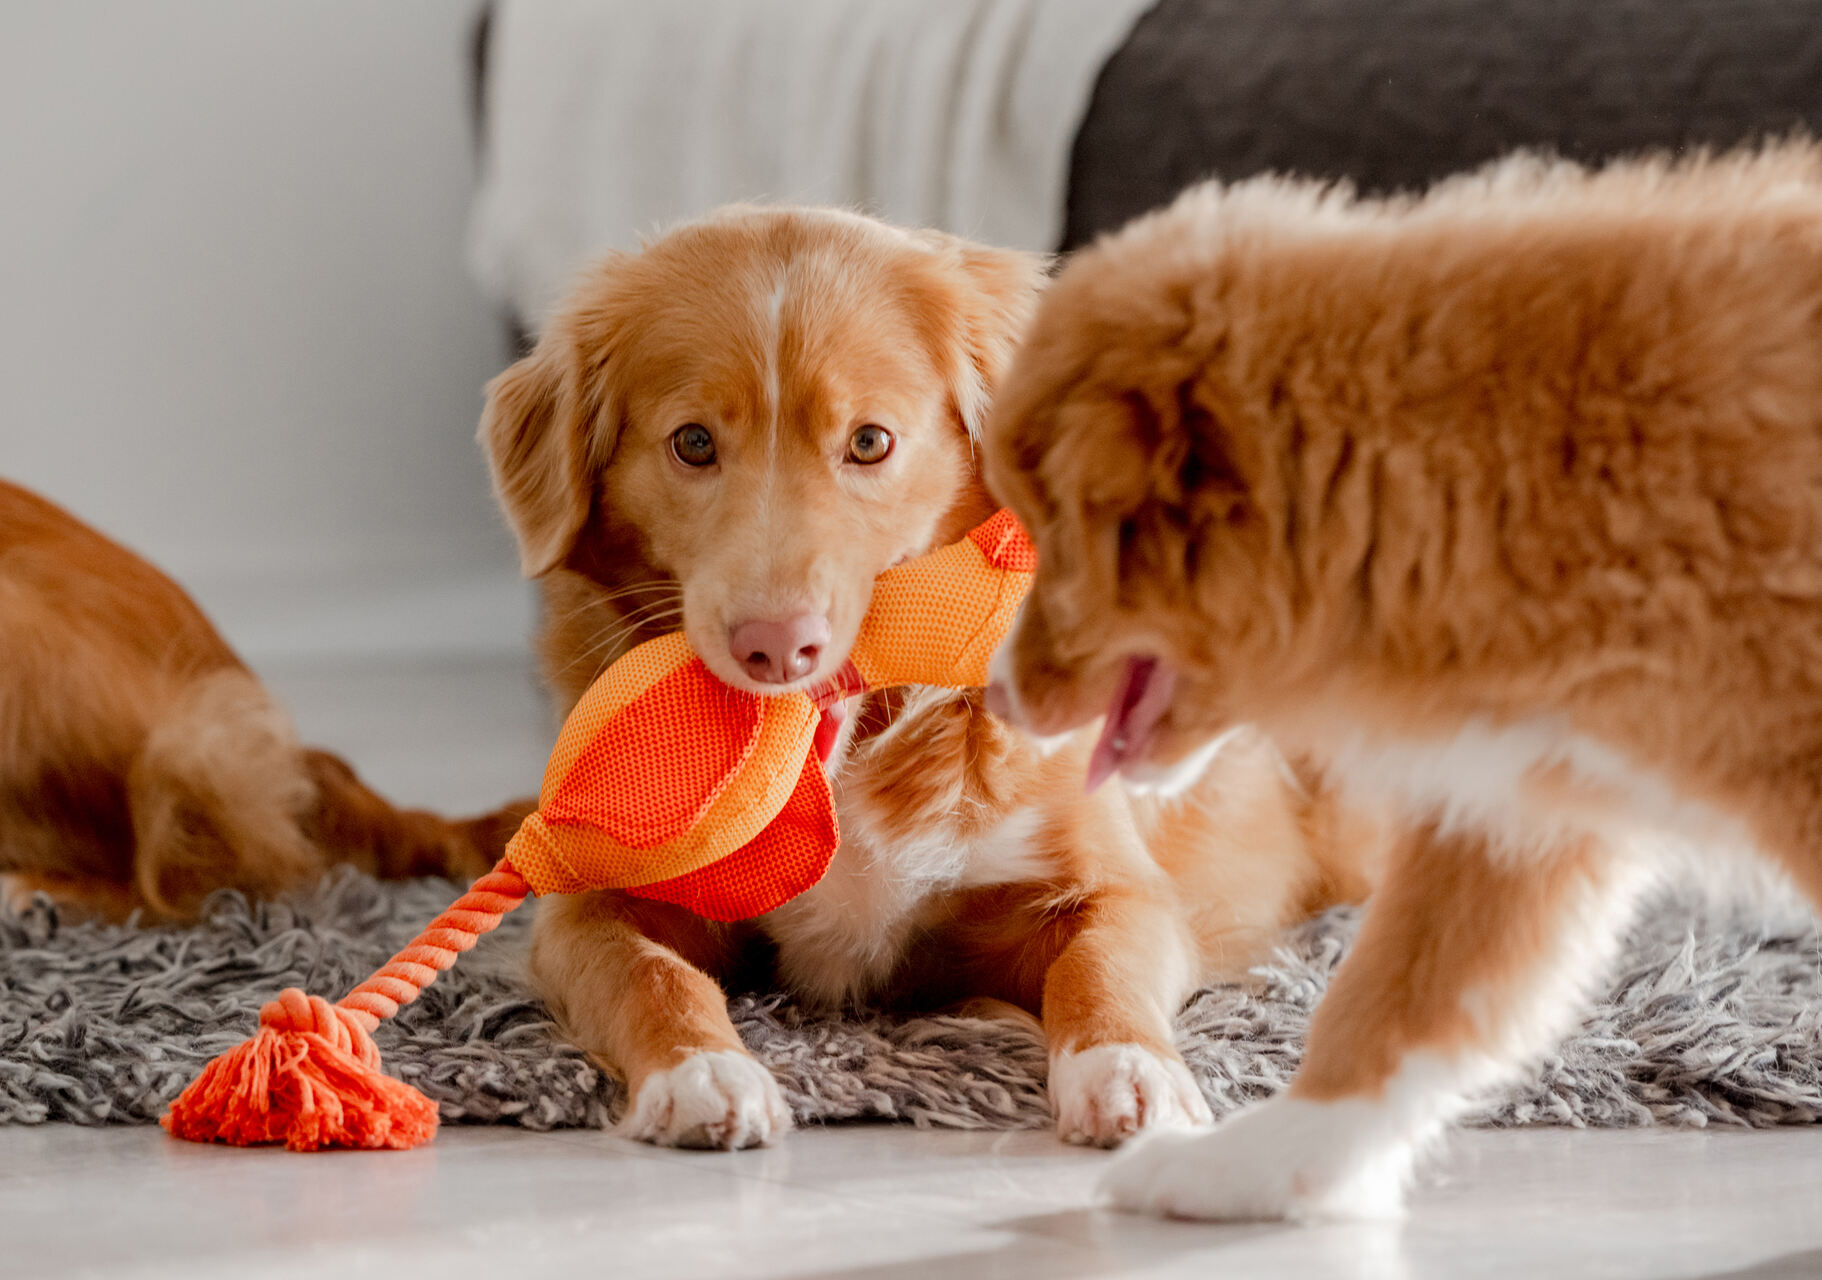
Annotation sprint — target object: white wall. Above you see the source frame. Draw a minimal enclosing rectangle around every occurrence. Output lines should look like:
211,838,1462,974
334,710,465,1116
0,0,532,660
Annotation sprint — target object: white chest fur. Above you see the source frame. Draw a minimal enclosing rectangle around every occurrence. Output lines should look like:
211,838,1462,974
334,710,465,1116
1315,714,1752,861
759,794,1045,1009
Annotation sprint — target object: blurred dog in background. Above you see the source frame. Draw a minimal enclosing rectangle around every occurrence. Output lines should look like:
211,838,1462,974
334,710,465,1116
0,478,523,921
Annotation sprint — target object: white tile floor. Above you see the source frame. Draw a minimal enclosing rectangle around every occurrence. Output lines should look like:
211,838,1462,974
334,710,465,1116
7,657,1822,1278
6,1125,1822,1279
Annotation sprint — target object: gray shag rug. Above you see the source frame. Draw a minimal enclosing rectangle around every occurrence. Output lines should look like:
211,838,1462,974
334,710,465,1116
4,869,1821,1132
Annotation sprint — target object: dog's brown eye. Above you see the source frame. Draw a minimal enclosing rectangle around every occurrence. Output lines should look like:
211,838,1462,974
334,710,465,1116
848,425,893,465
671,424,717,467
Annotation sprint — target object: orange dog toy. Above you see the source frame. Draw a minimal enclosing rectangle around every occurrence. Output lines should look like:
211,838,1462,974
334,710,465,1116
162,510,1035,1151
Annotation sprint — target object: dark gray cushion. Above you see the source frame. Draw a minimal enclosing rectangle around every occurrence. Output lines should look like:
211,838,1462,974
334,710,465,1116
1065,0,1822,249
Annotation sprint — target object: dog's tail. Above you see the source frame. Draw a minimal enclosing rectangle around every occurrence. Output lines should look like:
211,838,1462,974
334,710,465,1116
129,667,532,917
299,749,536,885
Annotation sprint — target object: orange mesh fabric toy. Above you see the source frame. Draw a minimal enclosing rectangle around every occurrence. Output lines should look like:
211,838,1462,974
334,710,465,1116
162,510,1036,1151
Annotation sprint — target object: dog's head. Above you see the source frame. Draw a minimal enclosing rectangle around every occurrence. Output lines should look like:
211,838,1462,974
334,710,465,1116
982,199,1307,793
481,206,1045,694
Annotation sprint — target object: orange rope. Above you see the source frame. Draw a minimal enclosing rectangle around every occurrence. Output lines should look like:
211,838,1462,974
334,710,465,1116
255,860,531,1046
164,858,533,1150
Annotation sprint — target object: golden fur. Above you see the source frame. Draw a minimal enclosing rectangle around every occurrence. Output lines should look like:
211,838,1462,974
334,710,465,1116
983,145,1822,1218
0,479,522,920
479,206,1373,1151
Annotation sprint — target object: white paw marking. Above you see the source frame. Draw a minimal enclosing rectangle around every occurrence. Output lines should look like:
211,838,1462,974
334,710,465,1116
1100,1094,1417,1222
621,1049,792,1150
1049,1043,1213,1148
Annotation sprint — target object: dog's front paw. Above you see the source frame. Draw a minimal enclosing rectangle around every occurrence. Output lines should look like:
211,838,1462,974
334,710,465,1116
1050,1043,1213,1147
1101,1096,1412,1222
622,1049,792,1150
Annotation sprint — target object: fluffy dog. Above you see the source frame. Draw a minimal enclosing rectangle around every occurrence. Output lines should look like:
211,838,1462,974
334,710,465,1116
479,205,1376,1151
0,479,520,920
983,145,1822,1219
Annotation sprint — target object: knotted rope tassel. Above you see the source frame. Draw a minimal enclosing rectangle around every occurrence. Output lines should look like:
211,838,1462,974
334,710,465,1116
162,862,530,1150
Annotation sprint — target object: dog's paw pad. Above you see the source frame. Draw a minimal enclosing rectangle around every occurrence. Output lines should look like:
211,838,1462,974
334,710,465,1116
622,1049,792,1150
1050,1043,1213,1148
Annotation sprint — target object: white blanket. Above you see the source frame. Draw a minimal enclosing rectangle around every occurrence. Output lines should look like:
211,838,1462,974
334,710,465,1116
468,0,1153,328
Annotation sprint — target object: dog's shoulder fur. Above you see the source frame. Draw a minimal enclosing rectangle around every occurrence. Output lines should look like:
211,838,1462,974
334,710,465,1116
993,144,1822,839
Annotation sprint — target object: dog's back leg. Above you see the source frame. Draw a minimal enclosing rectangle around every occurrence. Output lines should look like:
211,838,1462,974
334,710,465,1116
127,668,322,916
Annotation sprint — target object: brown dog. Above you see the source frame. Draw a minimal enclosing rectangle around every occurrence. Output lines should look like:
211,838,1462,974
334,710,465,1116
480,205,1377,1151
983,146,1822,1219
0,478,520,920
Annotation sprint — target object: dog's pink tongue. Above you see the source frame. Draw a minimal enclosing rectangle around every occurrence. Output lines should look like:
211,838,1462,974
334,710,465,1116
814,701,849,763
1085,656,1176,793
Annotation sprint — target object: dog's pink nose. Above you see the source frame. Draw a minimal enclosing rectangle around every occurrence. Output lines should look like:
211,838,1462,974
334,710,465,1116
729,613,831,684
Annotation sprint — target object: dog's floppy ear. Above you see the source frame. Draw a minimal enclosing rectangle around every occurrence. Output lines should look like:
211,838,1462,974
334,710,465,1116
479,335,609,578
915,232,1050,438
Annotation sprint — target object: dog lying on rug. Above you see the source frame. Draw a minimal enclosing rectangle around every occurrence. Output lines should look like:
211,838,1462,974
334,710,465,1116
478,206,1386,1151
0,478,524,921
984,144,1822,1219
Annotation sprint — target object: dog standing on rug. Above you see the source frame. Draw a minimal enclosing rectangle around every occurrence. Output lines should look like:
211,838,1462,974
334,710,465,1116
983,145,1822,1219
0,479,523,921
479,205,1384,1152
